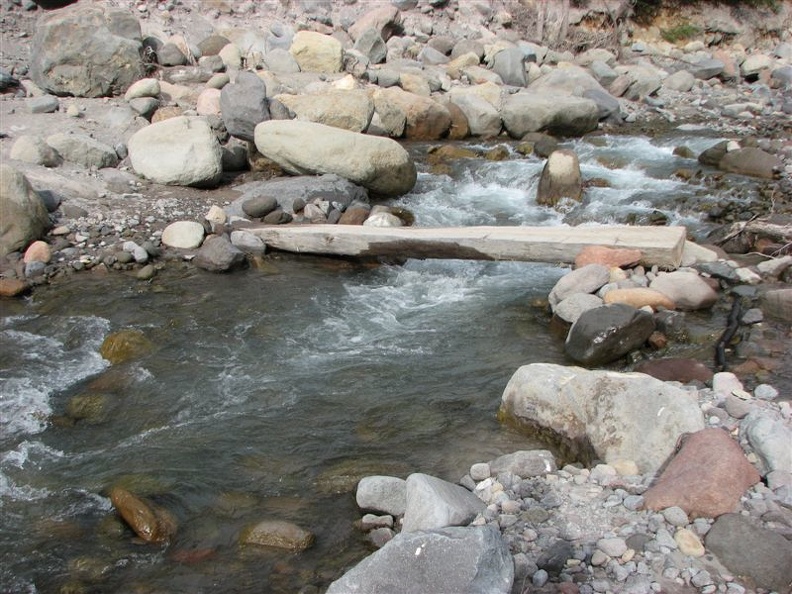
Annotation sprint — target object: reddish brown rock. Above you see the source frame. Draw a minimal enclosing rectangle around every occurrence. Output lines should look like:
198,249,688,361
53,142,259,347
0,278,30,297
99,329,154,364
603,287,676,311
338,207,370,225
634,358,714,384
109,487,177,543
643,428,760,518
575,245,643,269
23,240,52,264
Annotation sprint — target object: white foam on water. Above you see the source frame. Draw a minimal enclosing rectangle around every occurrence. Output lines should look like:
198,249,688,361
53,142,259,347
0,440,62,503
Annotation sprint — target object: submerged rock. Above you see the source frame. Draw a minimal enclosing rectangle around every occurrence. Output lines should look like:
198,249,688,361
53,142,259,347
99,329,153,364
109,486,177,543
240,519,315,551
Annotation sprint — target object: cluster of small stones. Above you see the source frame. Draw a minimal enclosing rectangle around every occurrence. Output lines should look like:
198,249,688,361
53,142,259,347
352,375,790,594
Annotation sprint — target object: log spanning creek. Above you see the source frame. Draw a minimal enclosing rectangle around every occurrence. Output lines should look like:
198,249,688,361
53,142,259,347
0,133,773,592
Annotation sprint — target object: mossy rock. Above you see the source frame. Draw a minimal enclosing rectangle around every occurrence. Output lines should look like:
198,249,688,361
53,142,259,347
66,393,110,424
99,329,154,364
515,142,534,156
484,145,510,161
426,144,478,165
314,458,410,494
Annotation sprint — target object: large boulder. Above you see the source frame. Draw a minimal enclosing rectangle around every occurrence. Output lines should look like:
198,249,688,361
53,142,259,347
46,133,119,169
649,271,718,310
254,120,416,197
220,71,270,142
502,93,599,138
289,31,343,73
326,525,513,594
492,47,527,87
565,303,656,366
193,235,246,273
128,116,223,187
500,364,705,474
0,165,51,257
272,89,374,133
536,149,583,207
402,473,485,532
356,476,407,516
373,87,451,140
348,5,401,42
30,4,144,97
718,147,782,179
447,89,502,138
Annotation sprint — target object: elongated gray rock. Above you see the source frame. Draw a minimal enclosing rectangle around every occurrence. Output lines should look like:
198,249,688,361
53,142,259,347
46,133,118,169
128,116,222,187
356,476,407,516
549,264,611,308
30,4,144,97
272,89,373,133
220,71,270,142
254,120,416,197
402,473,484,532
326,525,513,594
0,165,51,257
502,93,599,138
500,363,705,474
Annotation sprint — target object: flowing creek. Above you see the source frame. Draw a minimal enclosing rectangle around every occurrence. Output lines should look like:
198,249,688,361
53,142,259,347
0,132,775,592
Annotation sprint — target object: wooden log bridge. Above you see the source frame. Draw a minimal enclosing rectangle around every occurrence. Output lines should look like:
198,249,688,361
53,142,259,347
247,224,688,268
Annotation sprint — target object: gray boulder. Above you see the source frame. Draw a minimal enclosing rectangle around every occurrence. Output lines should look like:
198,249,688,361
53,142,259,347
554,293,604,324
46,133,119,169
157,42,188,67
502,93,599,138
742,409,792,476
28,94,59,114
354,28,387,64
373,87,451,140
220,71,270,142
193,235,246,272
326,525,513,594
492,47,527,87
649,271,718,310
706,514,792,592
565,303,656,366
356,476,407,516
0,165,51,257
448,89,502,138
536,149,583,207
402,473,484,532
261,49,300,74
128,116,223,187
698,140,729,167
254,120,416,197
548,264,610,309
10,135,62,167
718,147,782,179
688,58,725,80
500,363,705,474
30,4,144,97
664,70,696,92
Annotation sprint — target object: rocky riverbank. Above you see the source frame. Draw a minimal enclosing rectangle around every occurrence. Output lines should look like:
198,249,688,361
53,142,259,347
1,1,791,593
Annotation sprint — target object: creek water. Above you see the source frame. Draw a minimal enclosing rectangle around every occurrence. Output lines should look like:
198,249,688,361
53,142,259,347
0,133,750,593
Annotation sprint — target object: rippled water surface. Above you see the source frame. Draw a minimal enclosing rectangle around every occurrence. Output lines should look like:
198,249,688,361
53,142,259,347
2,133,758,593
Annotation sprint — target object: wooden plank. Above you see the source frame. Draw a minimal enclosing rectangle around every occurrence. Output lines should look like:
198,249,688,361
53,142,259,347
246,224,687,268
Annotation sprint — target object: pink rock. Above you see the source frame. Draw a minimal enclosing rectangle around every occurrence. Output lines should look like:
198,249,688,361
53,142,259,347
603,287,675,311
196,88,221,116
643,428,760,518
23,240,52,264
575,245,642,269
634,358,713,384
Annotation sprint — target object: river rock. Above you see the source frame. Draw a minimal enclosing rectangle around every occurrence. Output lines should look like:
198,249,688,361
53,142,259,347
489,450,557,477
161,221,205,249
492,47,527,87
502,92,599,138
664,69,696,92
326,525,513,594
30,4,143,97
742,408,792,476
633,358,713,384
232,174,367,216
24,240,52,264
354,28,387,64
10,135,62,167
28,94,59,114
220,71,270,142
554,293,603,324
762,288,792,323
0,165,51,257
196,88,222,116
193,235,246,273
348,4,400,42
574,245,642,269
242,195,277,218
649,271,718,310
99,329,153,364
356,475,407,516
447,88,501,137
261,48,299,74
620,64,662,100
718,147,782,179
372,88,451,139
0,278,29,298
124,78,160,101
643,428,760,518
674,528,705,557
273,89,374,133
198,34,230,56
500,364,705,474
254,120,416,197
741,53,774,78
536,149,583,207
109,487,176,543
603,287,676,311
241,519,314,551
230,230,266,255
402,473,485,532
689,58,725,80
565,303,655,366
289,31,342,73
46,133,119,169
548,264,610,308
128,116,222,187
706,513,792,592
